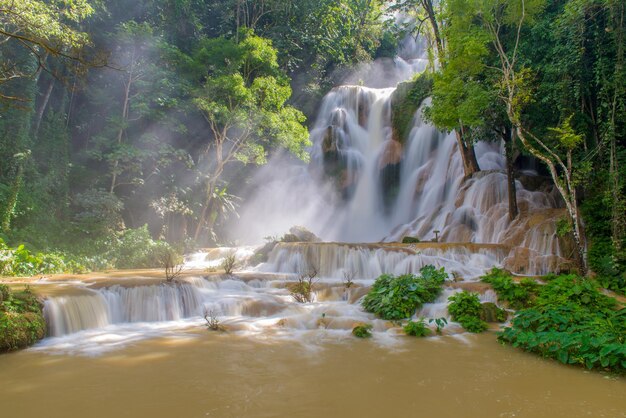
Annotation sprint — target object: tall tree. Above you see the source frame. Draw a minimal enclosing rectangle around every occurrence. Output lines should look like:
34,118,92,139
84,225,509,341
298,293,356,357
190,30,309,242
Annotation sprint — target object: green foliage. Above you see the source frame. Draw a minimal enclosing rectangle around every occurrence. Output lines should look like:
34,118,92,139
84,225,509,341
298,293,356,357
481,268,539,309
0,238,83,276
480,302,508,323
499,273,625,373
0,285,46,351
499,305,625,373
447,291,482,320
362,265,448,320
447,291,489,333
401,236,420,244
404,319,431,337
429,317,448,334
534,275,616,312
391,73,433,143
457,315,489,333
352,323,373,338
106,226,177,269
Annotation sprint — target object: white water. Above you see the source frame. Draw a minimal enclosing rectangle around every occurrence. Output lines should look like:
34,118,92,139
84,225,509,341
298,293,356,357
37,270,494,355
259,242,505,280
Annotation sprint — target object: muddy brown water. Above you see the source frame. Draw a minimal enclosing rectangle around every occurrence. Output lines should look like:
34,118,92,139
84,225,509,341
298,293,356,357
1,332,624,418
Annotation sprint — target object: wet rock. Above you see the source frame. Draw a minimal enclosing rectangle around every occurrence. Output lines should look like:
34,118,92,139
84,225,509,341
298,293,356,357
479,302,508,323
288,226,321,243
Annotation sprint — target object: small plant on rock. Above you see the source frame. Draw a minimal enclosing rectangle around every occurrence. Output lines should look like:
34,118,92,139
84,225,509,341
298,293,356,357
352,323,373,338
429,317,448,334
362,265,448,320
290,267,317,303
161,248,183,283
342,270,356,290
404,319,430,337
448,291,488,333
204,309,225,332
221,252,237,275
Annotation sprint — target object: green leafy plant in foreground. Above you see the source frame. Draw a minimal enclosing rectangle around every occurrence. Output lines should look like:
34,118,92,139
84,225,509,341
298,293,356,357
480,268,539,309
362,265,447,320
404,319,431,337
352,323,373,338
447,291,488,333
0,285,46,351
498,275,625,373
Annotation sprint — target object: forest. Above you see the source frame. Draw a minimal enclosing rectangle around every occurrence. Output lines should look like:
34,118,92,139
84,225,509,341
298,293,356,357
0,0,624,292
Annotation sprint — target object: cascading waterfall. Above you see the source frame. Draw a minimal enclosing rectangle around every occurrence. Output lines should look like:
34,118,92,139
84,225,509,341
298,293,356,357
44,283,204,337
259,242,507,280
30,36,569,356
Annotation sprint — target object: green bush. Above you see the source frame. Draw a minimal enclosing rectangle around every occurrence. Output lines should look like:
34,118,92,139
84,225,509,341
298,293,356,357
448,291,489,333
362,265,448,320
499,274,625,373
0,286,46,351
404,319,431,337
499,305,625,372
457,315,489,333
534,275,616,312
401,236,420,244
352,323,373,338
481,268,539,309
448,291,482,320
0,238,77,276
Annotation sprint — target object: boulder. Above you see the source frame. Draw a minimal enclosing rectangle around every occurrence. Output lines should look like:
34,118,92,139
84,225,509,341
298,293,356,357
288,226,321,242
479,302,508,323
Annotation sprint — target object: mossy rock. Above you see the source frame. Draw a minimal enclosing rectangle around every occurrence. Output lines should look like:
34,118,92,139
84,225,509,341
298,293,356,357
0,311,46,352
0,284,10,303
390,73,433,144
480,302,508,323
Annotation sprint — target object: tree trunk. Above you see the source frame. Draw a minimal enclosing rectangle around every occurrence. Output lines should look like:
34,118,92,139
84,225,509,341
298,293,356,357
514,124,588,274
504,126,519,221
455,128,480,177
421,0,443,59
110,65,134,194
1,163,24,233
33,77,55,137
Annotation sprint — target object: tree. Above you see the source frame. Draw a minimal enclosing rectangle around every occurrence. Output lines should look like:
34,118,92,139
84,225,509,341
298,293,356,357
425,0,492,177
0,0,102,103
473,0,589,273
190,29,309,242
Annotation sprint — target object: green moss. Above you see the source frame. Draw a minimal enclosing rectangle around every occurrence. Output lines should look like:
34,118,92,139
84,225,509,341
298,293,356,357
352,323,373,338
390,73,433,144
0,285,46,352
0,311,46,351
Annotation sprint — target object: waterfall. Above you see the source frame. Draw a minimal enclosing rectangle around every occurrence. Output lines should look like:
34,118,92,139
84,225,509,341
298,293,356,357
44,283,204,337
260,242,507,280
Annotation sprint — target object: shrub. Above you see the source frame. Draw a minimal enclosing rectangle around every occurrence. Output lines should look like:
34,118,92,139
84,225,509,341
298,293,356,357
448,291,488,333
499,305,625,372
290,268,318,303
0,286,46,351
402,236,420,244
221,252,237,274
534,275,616,312
447,291,482,320
404,319,430,337
499,274,625,373
352,323,373,338
362,265,447,320
481,268,539,309
457,315,489,333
